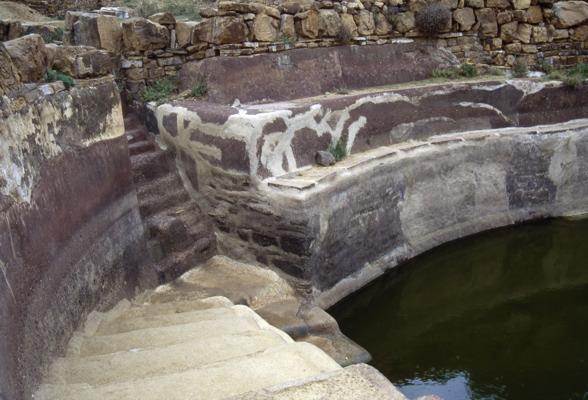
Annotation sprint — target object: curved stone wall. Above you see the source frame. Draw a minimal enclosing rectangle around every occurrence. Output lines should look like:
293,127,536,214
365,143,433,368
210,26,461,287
0,78,147,399
153,78,588,308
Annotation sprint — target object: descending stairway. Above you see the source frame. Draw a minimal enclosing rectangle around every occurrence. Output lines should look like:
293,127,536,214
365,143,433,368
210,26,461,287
124,113,216,283
33,257,407,400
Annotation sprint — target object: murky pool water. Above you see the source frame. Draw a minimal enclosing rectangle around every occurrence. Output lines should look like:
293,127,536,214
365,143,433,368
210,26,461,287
330,218,588,400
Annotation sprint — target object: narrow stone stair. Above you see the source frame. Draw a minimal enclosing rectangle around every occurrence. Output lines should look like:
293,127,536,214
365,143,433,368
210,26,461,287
34,283,405,399
124,113,216,283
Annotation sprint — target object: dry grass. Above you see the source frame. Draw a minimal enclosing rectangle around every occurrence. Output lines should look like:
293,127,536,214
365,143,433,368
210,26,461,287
0,1,51,22
112,0,214,20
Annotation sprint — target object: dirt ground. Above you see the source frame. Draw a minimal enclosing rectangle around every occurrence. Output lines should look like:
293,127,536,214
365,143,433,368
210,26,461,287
0,1,50,21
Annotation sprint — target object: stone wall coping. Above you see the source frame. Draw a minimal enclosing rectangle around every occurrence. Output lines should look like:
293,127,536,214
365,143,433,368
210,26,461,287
264,118,588,196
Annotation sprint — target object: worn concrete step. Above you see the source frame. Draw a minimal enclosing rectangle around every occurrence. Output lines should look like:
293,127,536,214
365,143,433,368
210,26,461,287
136,172,183,199
123,296,233,320
76,305,274,357
147,256,298,309
47,329,291,386
227,363,408,400
35,342,341,400
95,305,248,336
128,139,155,156
301,333,372,367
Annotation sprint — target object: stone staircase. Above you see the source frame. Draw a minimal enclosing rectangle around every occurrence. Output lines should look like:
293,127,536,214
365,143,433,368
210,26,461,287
33,256,406,400
124,113,216,283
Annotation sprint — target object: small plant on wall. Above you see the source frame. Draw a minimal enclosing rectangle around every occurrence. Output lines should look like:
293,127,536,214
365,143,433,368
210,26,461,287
190,75,208,98
329,139,347,162
46,69,75,89
415,3,451,37
141,78,175,103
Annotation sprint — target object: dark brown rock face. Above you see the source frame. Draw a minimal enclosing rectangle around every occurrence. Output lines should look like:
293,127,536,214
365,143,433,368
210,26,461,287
3,34,48,82
0,79,147,400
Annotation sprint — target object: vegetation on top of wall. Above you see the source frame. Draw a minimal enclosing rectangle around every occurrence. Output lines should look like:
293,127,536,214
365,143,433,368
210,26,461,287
329,139,347,162
46,69,75,88
40,27,64,44
512,58,528,78
112,0,202,20
546,64,588,88
141,78,175,103
190,76,208,98
415,3,451,37
432,62,479,79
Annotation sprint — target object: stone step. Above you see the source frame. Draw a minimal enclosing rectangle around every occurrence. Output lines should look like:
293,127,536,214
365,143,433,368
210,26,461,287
147,255,297,309
128,139,155,156
75,305,275,357
154,239,216,282
125,127,148,144
95,305,246,336
124,296,233,320
35,342,342,400
46,330,291,386
227,364,408,400
131,149,170,183
139,187,190,218
145,202,202,254
136,172,183,199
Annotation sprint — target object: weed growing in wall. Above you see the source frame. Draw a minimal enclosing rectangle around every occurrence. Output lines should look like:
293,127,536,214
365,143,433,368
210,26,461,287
46,69,75,89
512,58,528,78
190,76,208,98
329,139,347,162
432,61,478,79
546,63,588,88
141,78,175,103
41,27,64,44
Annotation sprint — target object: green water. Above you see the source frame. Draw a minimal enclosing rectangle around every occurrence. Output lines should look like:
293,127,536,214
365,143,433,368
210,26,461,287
330,219,588,400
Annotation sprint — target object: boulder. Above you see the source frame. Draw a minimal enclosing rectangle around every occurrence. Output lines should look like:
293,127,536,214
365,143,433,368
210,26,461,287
280,0,314,14
253,13,279,41
316,151,336,166
526,6,543,24
374,12,392,35
148,12,176,26
319,9,342,37
280,14,297,40
0,43,21,95
552,1,588,28
394,11,416,33
193,19,214,43
176,21,198,47
97,14,122,53
296,10,320,38
500,21,532,43
341,13,359,37
573,24,588,41
355,10,375,35
453,7,475,30
465,0,484,8
0,20,24,41
74,49,115,78
486,0,510,8
4,34,47,83
475,8,498,37
73,13,101,48
513,0,531,9
212,16,249,44
122,18,170,51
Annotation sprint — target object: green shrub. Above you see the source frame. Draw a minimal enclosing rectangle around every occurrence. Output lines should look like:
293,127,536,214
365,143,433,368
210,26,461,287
460,62,478,78
538,60,554,74
190,76,208,98
415,3,451,37
546,63,588,88
141,78,175,103
41,27,64,44
432,67,460,79
512,58,528,78
329,139,347,162
335,87,350,95
46,69,75,89
486,66,505,76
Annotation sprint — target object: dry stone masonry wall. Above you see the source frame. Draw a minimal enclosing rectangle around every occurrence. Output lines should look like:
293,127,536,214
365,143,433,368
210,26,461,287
43,0,588,98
